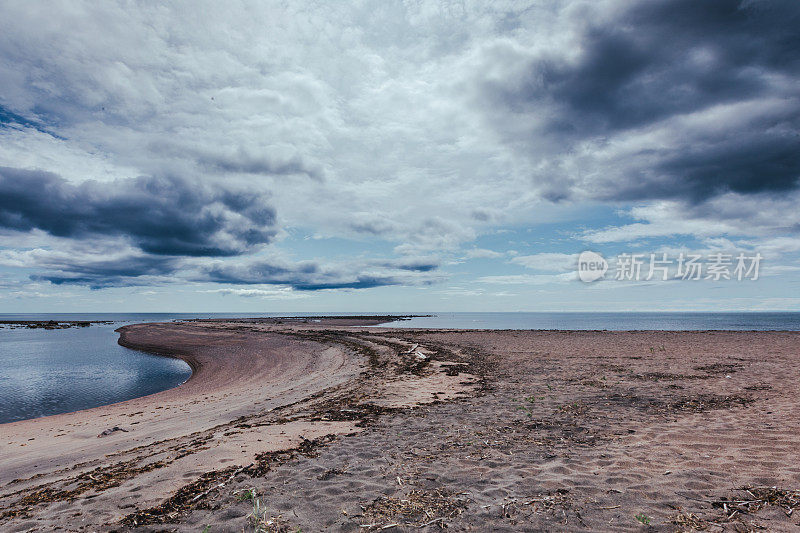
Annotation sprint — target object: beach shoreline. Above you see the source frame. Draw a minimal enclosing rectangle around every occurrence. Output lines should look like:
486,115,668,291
1,320,799,531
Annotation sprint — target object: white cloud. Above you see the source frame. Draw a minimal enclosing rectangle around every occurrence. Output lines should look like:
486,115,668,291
477,272,576,285
201,287,309,300
464,248,504,259
510,252,577,271
583,192,800,244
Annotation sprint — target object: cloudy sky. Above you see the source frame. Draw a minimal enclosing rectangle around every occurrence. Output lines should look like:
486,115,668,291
1,0,799,313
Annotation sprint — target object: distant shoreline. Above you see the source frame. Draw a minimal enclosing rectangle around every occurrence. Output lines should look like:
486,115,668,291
0,319,114,329
184,314,432,325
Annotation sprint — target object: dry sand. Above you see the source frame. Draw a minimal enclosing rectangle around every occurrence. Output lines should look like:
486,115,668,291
1,320,799,531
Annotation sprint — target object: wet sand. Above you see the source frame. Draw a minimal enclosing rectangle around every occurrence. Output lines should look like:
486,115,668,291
1,321,798,531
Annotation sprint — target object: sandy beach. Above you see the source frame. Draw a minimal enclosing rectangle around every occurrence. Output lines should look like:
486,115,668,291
1,318,799,531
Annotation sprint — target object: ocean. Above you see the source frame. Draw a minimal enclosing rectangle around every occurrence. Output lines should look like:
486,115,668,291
381,311,800,331
1,311,798,424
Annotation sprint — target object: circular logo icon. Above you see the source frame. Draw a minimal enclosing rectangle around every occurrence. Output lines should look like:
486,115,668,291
577,251,607,282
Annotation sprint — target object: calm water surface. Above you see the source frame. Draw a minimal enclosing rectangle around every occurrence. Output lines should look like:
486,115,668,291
2,312,798,424
0,320,192,424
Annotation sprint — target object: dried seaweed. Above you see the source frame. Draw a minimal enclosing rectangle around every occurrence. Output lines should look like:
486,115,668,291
671,511,712,531
120,434,338,526
712,486,800,518
0,458,167,521
360,488,468,529
666,394,754,413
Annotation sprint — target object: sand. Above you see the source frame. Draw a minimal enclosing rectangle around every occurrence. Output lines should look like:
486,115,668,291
1,320,799,531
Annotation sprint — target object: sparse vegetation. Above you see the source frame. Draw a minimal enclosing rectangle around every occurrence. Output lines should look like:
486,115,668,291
517,394,544,417
235,488,290,533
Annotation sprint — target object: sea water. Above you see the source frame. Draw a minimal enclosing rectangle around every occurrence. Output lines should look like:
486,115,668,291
0,318,191,424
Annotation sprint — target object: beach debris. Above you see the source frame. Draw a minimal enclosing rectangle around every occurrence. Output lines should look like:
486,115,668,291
666,394,754,413
318,468,349,481
744,383,772,391
193,464,251,503
515,490,585,526
523,489,571,513
670,510,711,530
97,426,129,438
401,343,427,361
121,463,253,526
1,455,171,523
602,392,756,414
671,486,800,531
396,344,433,374
693,362,744,375
712,486,800,518
359,488,467,530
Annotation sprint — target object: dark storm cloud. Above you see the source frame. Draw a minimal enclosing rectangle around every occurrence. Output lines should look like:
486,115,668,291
379,257,439,272
0,164,439,290
150,142,325,180
652,125,800,199
30,255,178,289
292,276,403,291
0,166,278,257
21,253,439,291
482,0,800,201
201,151,323,180
203,257,440,291
509,1,798,133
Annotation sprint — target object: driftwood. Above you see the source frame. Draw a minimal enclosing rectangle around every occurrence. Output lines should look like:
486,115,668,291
97,426,129,438
191,464,251,502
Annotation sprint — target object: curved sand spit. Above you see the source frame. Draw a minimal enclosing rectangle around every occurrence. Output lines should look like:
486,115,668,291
0,319,478,530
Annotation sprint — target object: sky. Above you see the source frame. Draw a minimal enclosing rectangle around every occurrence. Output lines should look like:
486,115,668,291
0,0,799,313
